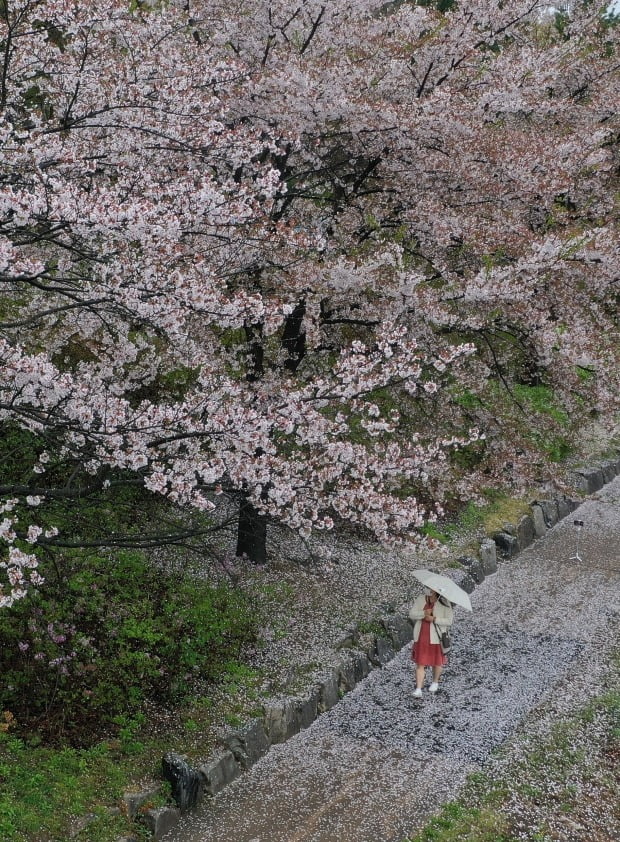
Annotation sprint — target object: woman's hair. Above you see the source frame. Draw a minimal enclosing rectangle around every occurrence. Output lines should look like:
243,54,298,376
426,590,452,607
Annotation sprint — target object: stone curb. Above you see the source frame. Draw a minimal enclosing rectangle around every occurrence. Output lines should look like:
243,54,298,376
121,455,620,839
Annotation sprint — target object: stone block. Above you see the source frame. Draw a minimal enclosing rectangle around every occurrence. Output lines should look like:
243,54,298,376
69,813,96,838
570,472,589,493
374,636,395,665
223,718,270,770
263,701,288,744
335,655,357,693
493,531,519,559
358,632,378,664
162,752,203,812
479,539,498,575
588,468,605,492
350,649,371,683
142,806,180,840
572,468,604,494
122,785,162,821
297,689,320,730
458,555,484,584
447,567,476,593
601,460,617,483
539,499,559,527
317,671,339,713
516,514,535,551
530,504,547,538
556,496,572,520
335,624,359,649
397,613,414,645
264,699,300,744
382,614,413,648
198,751,240,796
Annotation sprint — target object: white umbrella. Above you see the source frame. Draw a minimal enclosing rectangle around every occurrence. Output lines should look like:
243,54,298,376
412,569,473,611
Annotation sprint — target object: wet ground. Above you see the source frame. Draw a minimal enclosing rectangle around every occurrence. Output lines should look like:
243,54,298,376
163,477,620,842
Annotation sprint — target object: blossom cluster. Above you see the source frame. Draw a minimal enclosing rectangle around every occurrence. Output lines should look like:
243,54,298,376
1,0,618,604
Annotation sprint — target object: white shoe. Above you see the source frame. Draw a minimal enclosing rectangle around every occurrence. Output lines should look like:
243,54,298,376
413,688,423,698
429,682,439,694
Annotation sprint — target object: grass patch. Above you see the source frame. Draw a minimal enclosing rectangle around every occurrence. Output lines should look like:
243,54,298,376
420,522,452,544
0,536,282,841
0,733,153,841
406,803,510,842
512,384,570,427
0,549,261,745
358,619,388,637
425,493,533,553
477,496,532,537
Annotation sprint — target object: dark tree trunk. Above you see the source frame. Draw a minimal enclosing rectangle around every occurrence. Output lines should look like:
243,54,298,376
236,496,267,564
244,321,264,382
282,300,306,372
235,299,305,564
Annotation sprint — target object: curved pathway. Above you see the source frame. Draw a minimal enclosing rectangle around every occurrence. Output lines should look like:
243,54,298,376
163,477,620,842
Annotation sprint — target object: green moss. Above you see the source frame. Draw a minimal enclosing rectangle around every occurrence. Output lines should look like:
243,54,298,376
420,523,451,544
575,365,595,381
452,389,483,410
433,494,533,547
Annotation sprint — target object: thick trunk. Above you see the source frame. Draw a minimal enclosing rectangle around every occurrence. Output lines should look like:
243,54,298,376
235,300,304,562
282,300,306,372
235,496,267,564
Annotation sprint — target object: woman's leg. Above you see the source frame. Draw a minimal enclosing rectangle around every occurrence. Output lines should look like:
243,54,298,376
415,664,426,690
432,665,443,684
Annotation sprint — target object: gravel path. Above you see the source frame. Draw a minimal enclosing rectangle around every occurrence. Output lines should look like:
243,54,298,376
163,477,620,842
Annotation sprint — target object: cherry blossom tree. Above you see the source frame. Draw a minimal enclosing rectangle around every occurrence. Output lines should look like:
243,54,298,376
0,0,480,603
1,0,618,605
200,0,619,482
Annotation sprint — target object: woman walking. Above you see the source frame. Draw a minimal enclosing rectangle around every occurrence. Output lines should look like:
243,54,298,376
409,588,453,697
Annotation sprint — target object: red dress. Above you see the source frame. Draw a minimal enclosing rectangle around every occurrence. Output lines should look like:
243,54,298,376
411,600,448,667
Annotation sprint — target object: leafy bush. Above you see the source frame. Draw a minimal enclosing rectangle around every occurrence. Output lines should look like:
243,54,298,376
0,550,258,744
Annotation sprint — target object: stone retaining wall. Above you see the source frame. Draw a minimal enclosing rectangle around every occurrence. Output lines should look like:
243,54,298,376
118,456,620,841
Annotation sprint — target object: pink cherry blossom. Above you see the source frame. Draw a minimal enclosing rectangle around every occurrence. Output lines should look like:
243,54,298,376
1,0,619,603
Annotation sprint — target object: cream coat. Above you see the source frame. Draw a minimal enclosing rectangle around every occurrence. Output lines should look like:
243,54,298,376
408,593,454,644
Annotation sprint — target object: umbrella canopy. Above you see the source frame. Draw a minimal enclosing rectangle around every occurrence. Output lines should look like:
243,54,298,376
412,569,473,611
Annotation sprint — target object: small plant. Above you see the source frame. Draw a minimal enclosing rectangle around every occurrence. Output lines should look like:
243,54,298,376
357,619,386,637
420,522,450,544
405,802,509,841
111,714,147,756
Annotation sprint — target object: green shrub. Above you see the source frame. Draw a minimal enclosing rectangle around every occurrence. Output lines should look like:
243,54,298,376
0,550,258,744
